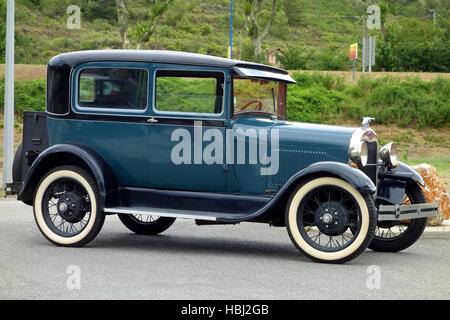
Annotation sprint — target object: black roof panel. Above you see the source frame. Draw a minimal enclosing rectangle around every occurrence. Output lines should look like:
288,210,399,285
49,50,289,75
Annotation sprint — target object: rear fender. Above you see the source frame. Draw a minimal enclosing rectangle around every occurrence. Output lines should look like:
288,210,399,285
18,143,118,209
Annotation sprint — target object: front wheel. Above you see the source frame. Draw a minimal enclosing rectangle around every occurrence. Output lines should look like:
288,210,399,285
369,182,428,252
285,177,377,264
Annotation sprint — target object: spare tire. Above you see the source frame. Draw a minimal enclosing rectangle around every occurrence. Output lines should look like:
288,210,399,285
12,142,24,182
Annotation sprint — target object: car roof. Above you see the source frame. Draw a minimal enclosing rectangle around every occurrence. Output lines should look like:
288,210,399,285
50,50,290,76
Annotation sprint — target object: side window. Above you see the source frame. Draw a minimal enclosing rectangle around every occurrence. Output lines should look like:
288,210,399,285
155,70,224,114
78,68,148,110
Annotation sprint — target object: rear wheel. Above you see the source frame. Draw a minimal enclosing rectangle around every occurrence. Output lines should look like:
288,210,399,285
286,177,377,264
33,165,105,247
369,182,428,252
118,214,175,235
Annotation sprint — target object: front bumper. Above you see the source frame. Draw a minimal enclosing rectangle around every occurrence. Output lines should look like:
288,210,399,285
378,201,439,221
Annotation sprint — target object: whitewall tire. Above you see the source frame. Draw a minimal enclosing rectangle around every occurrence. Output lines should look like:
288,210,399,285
285,177,376,264
33,166,105,247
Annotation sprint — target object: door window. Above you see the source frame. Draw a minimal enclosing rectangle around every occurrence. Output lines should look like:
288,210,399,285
154,70,224,114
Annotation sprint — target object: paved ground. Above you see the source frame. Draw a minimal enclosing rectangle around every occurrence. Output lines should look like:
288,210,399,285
0,199,449,300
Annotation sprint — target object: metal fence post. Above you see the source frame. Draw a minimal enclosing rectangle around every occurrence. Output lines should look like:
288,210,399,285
2,0,15,193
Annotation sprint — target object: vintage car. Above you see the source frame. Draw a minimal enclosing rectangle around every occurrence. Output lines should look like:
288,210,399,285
8,50,438,263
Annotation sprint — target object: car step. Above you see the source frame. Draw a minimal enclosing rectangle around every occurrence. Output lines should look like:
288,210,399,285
103,207,250,222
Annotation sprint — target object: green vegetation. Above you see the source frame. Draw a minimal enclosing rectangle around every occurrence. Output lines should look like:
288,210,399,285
287,73,450,128
0,0,448,72
406,155,450,178
0,78,46,115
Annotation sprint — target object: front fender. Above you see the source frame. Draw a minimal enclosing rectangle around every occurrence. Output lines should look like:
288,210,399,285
232,161,375,223
18,143,118,209
285,161,376,194
391,161,424,186
375,161,423,205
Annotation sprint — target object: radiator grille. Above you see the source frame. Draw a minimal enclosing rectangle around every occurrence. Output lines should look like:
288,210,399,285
360,141,378,186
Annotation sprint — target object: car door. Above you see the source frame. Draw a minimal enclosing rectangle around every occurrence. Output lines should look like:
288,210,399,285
57,62,152,187
146,65,231,192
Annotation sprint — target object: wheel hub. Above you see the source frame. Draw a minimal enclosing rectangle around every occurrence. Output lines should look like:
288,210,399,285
57,192,85,223
315,201,349,236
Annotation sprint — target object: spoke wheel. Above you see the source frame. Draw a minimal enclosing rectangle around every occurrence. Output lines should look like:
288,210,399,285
42,178,92,237
33,166,105,247
118,213,175,235
130,214,160,224
369,182,428,252
286,177,376,264
298,186,362,252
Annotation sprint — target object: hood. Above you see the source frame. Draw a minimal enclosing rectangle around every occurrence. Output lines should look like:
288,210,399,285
268,120,358,189
273,120,356,156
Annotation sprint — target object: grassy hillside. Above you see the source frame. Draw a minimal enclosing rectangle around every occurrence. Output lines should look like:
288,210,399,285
0,0,448,72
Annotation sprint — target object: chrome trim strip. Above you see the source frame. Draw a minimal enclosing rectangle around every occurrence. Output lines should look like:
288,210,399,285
104,208,217,221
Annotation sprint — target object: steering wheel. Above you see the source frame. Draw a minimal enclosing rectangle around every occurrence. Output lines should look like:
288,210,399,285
240,100,263,111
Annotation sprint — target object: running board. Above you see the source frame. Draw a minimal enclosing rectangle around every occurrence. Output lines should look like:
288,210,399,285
104,207,250,222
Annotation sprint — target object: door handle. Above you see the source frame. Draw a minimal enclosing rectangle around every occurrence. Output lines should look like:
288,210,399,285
147,117,158,124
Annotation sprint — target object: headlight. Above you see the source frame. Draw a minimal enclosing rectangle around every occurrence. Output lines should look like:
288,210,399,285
379,142,398,167
349,140,368,167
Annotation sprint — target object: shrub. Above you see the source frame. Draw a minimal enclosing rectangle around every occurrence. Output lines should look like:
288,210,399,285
286,73,450,128
200,24,212,36
277,45,310,70
0,79,46,116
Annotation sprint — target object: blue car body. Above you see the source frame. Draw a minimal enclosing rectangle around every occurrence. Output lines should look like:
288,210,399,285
13,50,423,224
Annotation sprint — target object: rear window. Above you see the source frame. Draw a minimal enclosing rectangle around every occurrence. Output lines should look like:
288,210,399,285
78,68,148,110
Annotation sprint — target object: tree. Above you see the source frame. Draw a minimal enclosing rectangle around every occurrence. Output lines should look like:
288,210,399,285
277,45,310,70
379,0,401,41
243,0,278,61
281,0,304,26
128,0,173,50
116,0,173,50
116,0,129,49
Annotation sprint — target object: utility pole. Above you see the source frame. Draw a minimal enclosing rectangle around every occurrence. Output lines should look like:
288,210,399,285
2,0,15,194
229,0,233,59
239,34,242,60
428,9,440,30
362,15,366,72
431,9,437,27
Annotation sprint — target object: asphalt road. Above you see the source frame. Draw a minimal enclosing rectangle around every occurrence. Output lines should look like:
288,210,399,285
0,199,449,300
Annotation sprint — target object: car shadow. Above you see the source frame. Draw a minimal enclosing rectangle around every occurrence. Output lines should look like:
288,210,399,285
90,232,309,262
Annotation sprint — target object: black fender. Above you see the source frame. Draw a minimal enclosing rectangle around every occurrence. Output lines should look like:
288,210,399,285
376,161,424,205
283,161,377,194
391,161,424,186
18,143,118,209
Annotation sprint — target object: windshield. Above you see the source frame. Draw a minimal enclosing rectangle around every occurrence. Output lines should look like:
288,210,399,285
233,78,286,118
